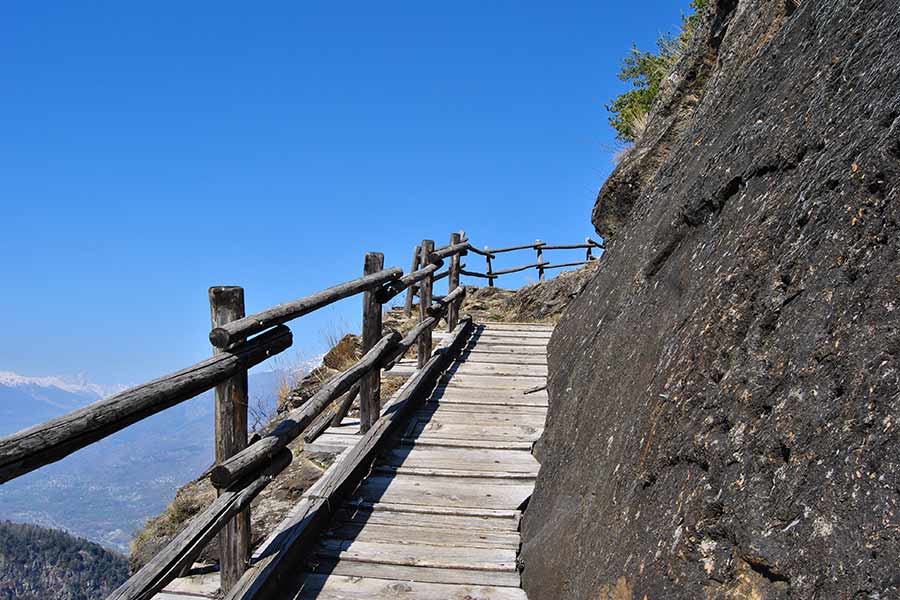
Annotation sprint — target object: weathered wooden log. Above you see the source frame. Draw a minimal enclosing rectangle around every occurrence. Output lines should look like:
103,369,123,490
303,383,359,443
107,448,292,600
465,244,495,258
427,285,466,318
221,317,475,600
403,245,421,316
433,268,451,282
429,240,469,262
210,332,401,488
536,239,545,282
447,232,462,331
417,240,435,369
359,252,383,434
209,286,251,592
382,316,438,371
542,260,594,270
491,261,543,276
0,326,292,484
329,383,360,428
539,243,600,250
489,241,547,254
209,268,402,348
374,261,441,304
460,268,492,279
486,247,496,287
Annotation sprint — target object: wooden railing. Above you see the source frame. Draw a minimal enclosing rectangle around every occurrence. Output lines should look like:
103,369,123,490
0,230,599,600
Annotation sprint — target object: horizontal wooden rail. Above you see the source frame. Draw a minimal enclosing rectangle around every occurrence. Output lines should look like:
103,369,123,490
492,261,544,276
427,285,466,318
540,242,603,251
302,383,359,444
210,332,401,488
108,448,293,600
209,268,402,348
222,316,475,600
465,245,495,258
543,260,595,270
488,241,545,254
429,240,469,261
0,326,292,484
459,268,492,279
374,261,441,304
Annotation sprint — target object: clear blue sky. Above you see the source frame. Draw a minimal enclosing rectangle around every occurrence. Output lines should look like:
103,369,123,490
1,2,688,385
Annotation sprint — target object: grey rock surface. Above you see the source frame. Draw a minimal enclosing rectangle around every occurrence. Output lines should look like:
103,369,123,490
522,0,900,598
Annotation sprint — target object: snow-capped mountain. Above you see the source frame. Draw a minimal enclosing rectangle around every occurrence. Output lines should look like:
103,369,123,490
0,365,310,552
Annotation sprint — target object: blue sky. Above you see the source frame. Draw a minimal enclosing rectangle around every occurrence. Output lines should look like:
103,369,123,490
1,2,689,385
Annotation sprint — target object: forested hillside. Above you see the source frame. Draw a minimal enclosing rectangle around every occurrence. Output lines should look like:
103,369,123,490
0,521,128,600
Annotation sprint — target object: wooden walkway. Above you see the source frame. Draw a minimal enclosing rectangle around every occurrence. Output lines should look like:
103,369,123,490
296,321,551,599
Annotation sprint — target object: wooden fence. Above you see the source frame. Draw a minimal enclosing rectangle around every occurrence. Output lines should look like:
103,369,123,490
0,231,601,600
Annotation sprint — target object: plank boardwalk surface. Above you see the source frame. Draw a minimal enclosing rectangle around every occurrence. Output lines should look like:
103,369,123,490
296,321,550,599
154,322,550,600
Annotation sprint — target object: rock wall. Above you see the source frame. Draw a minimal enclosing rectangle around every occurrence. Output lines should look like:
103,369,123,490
521,1,900,598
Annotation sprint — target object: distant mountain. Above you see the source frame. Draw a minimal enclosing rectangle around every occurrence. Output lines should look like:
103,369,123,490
0,520,128,600
0,366,310,552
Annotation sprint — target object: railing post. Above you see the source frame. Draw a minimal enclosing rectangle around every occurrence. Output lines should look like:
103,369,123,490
536,240,545,282
359,252,384,434
586,237,594,261
403,244,421,317
417,240,435,368
447,232,462,332
208,286,250,593
485,246,494,288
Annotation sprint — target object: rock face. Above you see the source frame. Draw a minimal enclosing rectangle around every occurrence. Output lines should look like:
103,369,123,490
521,1,900,598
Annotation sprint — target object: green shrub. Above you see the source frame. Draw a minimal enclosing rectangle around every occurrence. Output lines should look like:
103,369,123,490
607,0,709,142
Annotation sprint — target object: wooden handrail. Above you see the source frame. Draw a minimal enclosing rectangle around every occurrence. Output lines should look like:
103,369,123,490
0,325,292,485
209,267,402,348
374,261,441,304
107,448,293,600
209,332,401,488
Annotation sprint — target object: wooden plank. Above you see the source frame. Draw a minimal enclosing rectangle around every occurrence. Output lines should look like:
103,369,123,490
412,422,542,443
373,465,536,480
480,322,554,330
308,560,522,587
296,574,528,600
472,334,550,345
314,539,517,572
413,409,547,428
460,353,547,366
462,345,547,355
334,505,520,533
452,362,548,377
441,374,547,388
402,438,534,451
341,500,521,521
322,521,520,549
0,325,292,485
420,402,548,416
351,475,533,509
472,329,552,339
381,446,539,473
